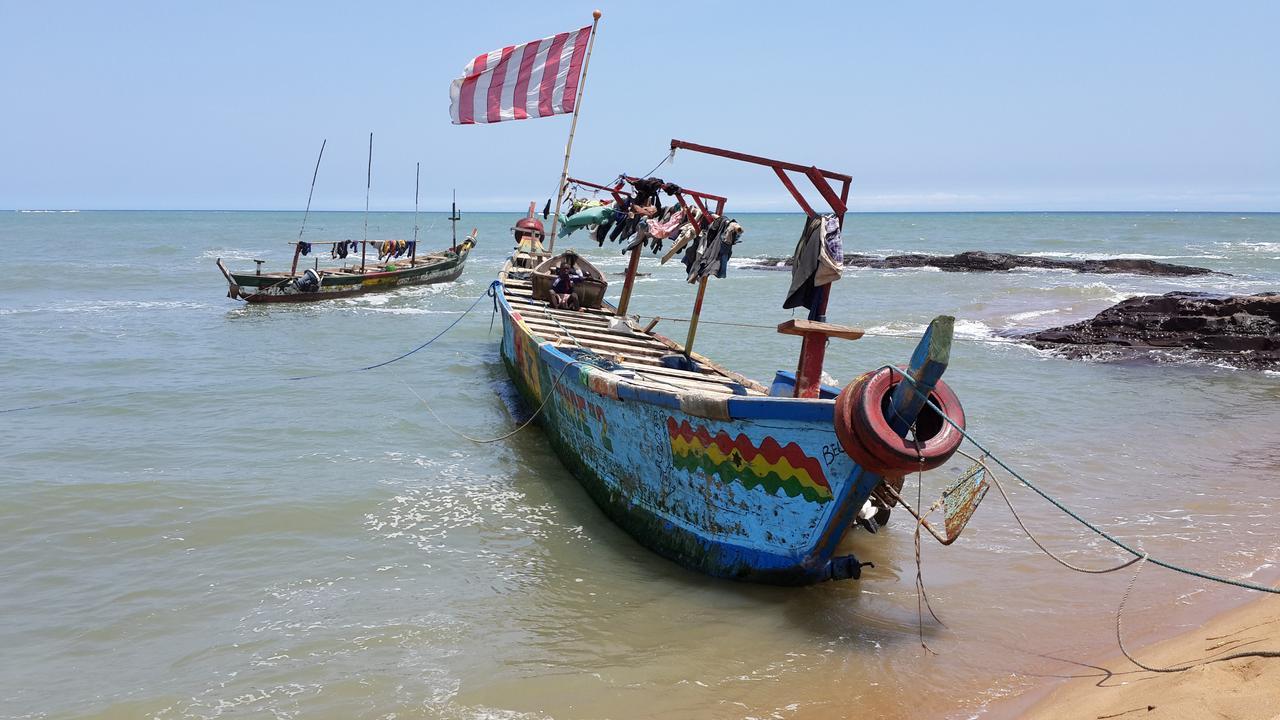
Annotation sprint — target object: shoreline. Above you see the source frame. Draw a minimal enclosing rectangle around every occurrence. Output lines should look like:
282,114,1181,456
1012,590,1280,719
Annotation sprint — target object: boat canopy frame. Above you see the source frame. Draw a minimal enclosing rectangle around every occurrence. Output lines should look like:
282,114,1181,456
667,139,856,399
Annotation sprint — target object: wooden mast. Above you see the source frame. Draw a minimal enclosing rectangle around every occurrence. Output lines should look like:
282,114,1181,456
411,161,419,264
293,139,326,277
361,132,372,273
546,10,602,254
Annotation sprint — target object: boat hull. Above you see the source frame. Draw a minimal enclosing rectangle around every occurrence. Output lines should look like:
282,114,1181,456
226,245,472,303
496,288,880,585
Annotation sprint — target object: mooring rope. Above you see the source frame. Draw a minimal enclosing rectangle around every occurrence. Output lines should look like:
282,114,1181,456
396,356,594,444
957,450,1143,575
285,283,496,381
1114,555,1280,671
1,285,498,414
882,366,1280,596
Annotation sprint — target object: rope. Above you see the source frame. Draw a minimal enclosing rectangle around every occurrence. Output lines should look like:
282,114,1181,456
883,366,1280,595
396,357,593,444
635,149,675,180
912,444,943,653
285,283,496,381
0,397,90,414
1116,556,1280,672
957,450,1143,575
632,315,1012,346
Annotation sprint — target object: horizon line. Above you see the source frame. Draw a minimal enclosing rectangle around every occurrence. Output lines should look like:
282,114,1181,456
8,208,1280,215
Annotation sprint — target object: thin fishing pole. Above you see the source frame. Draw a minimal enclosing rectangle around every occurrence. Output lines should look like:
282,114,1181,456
298,139,326,240
413,161,420,244
363,132,373,245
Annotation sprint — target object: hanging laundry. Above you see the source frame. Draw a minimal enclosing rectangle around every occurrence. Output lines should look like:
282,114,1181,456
783,215,841,312
593,217,613,246
647,209,685,240
298,242,311,256
568,197,610,216
660,222,698,265
680,225,705,276
557,205,615,238
406,241,416,258
630,177,665,209
686,217,744,282
621,219,650,254
822,214,844,264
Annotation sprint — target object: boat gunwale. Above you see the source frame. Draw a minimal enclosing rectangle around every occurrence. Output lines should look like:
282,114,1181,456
495,273,836,423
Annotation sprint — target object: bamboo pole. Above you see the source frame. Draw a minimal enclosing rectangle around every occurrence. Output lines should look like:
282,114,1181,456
546,10,602,253
412,162,419,264
615,243,642,317
361,132,372,272
292,139,326,277
684,276,709,358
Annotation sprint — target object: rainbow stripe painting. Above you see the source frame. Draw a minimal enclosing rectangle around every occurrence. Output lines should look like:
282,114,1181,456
666,418,833,504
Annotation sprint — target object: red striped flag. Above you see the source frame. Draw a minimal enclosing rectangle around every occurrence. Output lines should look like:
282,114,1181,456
449,25,593,125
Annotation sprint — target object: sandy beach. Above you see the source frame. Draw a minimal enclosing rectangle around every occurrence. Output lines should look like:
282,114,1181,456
1023,593,1280,720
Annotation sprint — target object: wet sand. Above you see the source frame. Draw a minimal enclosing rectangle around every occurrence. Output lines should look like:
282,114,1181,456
1022,593,1280,720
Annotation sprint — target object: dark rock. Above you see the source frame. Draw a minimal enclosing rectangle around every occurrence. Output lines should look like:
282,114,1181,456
1019,292,1280,370
744,251,1224,277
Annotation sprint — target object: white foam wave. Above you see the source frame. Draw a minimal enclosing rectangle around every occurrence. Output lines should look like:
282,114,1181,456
361,307,463,315
199,249,267,262
1,299,211,315
16,209,79,213
1024,251,1222,261
1216,241,1280,253
863,318,1007,343
1006,308,1061,322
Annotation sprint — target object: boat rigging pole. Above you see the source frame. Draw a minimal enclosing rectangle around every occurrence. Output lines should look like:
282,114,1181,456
412,162,420,264
546,10,602,254
361,132,372,273
292,138,326,278
449,189,460,252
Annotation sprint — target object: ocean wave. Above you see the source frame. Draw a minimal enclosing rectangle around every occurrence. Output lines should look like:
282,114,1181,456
0,299,212,315
1001,281,1135,305
863,318,1008,343
1215,241,1280,253
360,307,463,315
1023,251,1226,261
1006,308,1062,323
198,249,270,262
16,209,79,213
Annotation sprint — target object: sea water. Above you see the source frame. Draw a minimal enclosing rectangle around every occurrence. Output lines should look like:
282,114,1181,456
2,211,1278,719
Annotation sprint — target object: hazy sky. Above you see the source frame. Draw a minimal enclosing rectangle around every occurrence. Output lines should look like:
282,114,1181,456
2,1,1277,212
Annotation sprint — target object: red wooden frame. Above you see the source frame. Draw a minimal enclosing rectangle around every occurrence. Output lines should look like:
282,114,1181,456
667,139,855,399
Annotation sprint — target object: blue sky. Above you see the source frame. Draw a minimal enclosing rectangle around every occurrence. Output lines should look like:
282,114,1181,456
2,1,1277,211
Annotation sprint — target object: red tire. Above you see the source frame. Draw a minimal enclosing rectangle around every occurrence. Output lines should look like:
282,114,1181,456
834,367,965,478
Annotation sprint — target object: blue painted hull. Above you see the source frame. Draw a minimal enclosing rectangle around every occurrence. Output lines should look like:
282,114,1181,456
496,283,884,584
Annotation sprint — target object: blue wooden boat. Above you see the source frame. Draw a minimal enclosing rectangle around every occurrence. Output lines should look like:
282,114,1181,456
495,141,972,585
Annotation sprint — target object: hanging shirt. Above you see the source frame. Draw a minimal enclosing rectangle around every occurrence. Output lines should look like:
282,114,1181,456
822,214,844,264
686,217,744,283
783,215,824,312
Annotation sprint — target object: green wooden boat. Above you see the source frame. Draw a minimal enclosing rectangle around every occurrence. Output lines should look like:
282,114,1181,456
216,234,475,304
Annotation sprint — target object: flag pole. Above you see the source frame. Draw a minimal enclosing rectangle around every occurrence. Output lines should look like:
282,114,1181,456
546,10,601,254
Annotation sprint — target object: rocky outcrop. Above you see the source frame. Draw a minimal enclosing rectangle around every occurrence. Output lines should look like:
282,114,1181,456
1020,292,1280,369
746,251,1223,277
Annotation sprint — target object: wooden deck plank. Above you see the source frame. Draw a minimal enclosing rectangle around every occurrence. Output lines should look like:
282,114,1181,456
520,318,675,352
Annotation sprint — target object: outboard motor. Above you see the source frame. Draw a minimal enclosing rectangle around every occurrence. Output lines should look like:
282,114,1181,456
292,268,321,293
